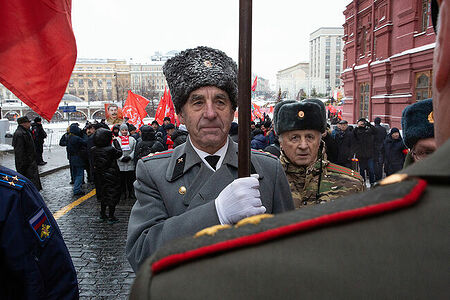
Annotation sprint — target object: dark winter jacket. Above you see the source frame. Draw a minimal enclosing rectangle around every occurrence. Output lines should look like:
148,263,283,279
322,130,338,163
12,125,42,190
31,122,47,145
67,124,87,167
382,130,407,176
134,126,165,164
171,129,189,148
251,130,269,150
91,128,123,206
264,137,281,158
373,124,387,159
334,128,353,168
352,125,376,160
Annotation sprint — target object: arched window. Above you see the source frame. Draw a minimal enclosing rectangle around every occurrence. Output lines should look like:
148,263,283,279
415,71,432,101
420,0,431,32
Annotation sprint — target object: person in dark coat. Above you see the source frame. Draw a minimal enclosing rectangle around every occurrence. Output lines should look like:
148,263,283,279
382,128,407,176
250,129,268,150
171,124,189,148
228,122,239,143
91,128,123,223
85,123,97,183
59,126,74,184
373,117,387,181
322,124,338,163
334,120,353,168
112,124,120,137
134,125,165,165
67,123,87,196
352,118,376,186
31,117,47,165
263,135,281,158
0,166,79,299
12,116,42,191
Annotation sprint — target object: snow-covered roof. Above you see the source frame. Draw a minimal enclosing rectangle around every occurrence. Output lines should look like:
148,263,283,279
391,43,435,59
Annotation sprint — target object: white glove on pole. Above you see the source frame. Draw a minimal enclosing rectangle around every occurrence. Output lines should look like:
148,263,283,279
215,174,266,225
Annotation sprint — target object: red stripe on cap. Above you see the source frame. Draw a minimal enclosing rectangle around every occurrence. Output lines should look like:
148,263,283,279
151,179,427,274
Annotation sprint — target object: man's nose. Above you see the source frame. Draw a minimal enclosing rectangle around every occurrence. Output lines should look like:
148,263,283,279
203,101,217,119
297,138,308,149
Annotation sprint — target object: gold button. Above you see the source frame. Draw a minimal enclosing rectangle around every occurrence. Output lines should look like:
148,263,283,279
298,110,305,118
178,186,187,195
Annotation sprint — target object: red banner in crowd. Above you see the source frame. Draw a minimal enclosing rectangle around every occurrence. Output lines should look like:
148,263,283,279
122,91,150,128
251,76,258,92
155,87,175,125
0,0,77,121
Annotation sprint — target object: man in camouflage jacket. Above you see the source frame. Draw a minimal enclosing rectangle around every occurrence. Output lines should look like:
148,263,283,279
274,100,364,208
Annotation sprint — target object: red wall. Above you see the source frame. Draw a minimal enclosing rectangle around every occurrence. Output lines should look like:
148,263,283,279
342,0,435,128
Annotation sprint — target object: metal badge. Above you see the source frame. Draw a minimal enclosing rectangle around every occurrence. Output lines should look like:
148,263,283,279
298,110,305,119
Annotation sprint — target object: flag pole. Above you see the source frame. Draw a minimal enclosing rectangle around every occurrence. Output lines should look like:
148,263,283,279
238,0,252,178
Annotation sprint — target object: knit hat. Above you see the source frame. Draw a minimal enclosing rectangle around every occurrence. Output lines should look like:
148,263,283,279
163,46,238,113
274,100,326,135
34,117,42,123
120,123,128,131
401,98,434,148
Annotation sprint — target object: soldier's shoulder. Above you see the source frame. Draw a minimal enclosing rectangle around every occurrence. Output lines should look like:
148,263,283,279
0,167,27,191
326,163,363,182
251,149,278,160
143,177,426,277
141,149,174,162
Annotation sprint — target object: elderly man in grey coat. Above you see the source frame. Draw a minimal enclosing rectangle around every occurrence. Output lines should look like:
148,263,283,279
126,46,294,272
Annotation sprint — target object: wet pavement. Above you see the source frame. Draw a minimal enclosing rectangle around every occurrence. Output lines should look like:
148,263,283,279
41,168,136,299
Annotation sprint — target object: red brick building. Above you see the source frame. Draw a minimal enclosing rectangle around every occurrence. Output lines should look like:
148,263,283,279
341,0,435,128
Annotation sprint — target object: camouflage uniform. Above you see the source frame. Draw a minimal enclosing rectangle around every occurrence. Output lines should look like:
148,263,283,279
280,151,364,208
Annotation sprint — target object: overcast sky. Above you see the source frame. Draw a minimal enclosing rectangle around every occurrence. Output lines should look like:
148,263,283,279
72,0,350,83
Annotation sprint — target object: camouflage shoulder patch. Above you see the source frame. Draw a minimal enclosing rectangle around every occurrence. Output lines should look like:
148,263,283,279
0,171,26,190
142,150,174,162
327,163,363,181
28,208,53,244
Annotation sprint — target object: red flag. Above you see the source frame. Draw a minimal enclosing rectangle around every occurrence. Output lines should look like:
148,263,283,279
122,90,150,128
165,89,176,124
251,102,263,120
154,95,166,125
0,0,77,121
251,76,258,92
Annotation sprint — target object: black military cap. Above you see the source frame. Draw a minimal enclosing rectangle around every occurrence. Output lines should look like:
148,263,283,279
274,100,326,135
339,120,348,124
163,46,238,114
17,116,31,124
401,98,434,148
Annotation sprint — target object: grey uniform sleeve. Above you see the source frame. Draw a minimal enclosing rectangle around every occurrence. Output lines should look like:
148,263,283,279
126,160,220,272
272,159,295,213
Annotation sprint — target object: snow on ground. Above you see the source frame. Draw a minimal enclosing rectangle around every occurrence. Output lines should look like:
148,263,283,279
0,144,13,151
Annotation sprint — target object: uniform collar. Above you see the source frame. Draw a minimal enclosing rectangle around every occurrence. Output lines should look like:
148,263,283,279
191,139,229,172
166,136,238,182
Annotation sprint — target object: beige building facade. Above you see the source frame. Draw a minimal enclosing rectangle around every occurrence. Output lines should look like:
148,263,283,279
276,62,310,99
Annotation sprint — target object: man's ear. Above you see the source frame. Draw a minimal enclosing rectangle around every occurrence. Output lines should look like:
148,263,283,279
178,110,185,124
435,1,450,92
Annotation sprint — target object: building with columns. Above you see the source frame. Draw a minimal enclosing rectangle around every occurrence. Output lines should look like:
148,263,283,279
341,0,435,127
309,27,345,96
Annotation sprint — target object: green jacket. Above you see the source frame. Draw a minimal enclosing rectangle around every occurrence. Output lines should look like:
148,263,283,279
280,152,365,208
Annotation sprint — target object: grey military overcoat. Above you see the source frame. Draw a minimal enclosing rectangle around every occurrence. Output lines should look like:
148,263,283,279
126,137,294,271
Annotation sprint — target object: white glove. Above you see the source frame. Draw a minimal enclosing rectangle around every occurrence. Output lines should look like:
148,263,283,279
215,174,266,225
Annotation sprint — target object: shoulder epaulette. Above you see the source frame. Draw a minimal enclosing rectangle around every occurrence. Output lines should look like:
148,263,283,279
326,163,363,181
142,150,174,161
0,171,26,190
251,149,277,159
